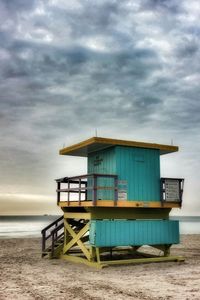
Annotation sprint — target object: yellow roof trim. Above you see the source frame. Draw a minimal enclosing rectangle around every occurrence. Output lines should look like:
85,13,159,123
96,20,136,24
59,137,178,157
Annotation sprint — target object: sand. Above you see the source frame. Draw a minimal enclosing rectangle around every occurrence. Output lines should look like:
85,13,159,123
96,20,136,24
0,235,200,300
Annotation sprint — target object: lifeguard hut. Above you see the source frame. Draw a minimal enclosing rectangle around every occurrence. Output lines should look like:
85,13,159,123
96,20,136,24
42,137,184,268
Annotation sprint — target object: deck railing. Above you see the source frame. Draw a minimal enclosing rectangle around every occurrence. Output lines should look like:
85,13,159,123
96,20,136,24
41,216,64,257
55,175,184,206
160,177,184,204
56,173,118,206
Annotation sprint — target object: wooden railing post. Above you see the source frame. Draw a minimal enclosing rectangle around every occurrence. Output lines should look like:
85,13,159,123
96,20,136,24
79,179,81,205
93,175,97,206
57,181,60,205
51,231,55,258
85,181,87,201
42,231,46,253
67,180,70,206
55,221,57,239
114,176,118,206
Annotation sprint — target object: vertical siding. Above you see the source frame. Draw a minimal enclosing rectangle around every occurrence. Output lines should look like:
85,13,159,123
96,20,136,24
116,146,160,201
87,145,160,201
88,147,116,200
89,220,179,247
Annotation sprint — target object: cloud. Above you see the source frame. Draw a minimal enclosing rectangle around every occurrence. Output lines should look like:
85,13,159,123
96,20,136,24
0,193,60,215
0,0,199,215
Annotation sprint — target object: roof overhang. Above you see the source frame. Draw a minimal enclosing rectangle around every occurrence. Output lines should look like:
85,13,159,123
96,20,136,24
59,137,178,157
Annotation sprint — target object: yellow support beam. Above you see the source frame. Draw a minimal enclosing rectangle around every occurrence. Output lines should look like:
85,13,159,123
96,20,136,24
59,253,184,268
58,215,184,269
59,200,181,208
103,256,185,265
96,247,100,264
64,212,91,219
63,220,91,261
60,254,106,269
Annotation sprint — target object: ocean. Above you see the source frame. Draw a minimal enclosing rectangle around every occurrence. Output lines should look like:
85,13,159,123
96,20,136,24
0,215,200,238
0,215,58,238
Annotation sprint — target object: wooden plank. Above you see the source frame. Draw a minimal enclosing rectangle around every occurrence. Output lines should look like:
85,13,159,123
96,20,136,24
103,256,185,265
59,200,181,208
60,254,106,269
60,254,184,268
64,212,91,219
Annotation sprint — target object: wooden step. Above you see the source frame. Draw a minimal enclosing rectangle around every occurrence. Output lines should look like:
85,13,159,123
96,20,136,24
42,241,64,257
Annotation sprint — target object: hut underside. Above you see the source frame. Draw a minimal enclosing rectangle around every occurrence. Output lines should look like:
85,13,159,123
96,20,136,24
42,206,184,268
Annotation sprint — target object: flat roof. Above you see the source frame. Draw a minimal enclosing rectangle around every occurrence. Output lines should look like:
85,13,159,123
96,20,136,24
59,137,178,157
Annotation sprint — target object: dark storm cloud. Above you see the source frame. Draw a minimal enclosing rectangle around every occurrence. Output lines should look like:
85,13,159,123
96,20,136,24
0,0,200,215
142,0,181,14
1,0,37,11
0,0,199,130
46,1,121,37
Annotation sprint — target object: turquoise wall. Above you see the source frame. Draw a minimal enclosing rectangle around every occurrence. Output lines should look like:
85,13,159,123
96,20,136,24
88,147,116,174
88,147,116,200
116,146,160,201
88,146,160,201
89,220,179,247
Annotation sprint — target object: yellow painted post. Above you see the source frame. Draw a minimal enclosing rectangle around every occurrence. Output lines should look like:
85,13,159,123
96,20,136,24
63,219,91,261
96,247,100,264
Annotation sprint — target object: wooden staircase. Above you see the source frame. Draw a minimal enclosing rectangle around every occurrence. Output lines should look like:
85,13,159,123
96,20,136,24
41,216,64,258
41,216,89,258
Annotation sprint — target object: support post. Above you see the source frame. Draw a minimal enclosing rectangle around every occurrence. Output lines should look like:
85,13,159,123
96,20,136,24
57,181,60,205
79,179,81,205
93,175,97,206
67,181,70,205
63,219,91,261
114,176,118,206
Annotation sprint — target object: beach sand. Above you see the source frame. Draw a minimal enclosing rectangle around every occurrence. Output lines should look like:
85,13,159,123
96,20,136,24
0,235,199,300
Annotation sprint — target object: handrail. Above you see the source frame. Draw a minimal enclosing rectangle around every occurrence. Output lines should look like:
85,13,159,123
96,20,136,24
41,215,63,233
51,222,64,257
56,173,117,181
41,215,64,255
56,173,118,206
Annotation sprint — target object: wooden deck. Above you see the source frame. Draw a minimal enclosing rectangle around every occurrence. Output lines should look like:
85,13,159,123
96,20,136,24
58,200,181,208
56,174,183,209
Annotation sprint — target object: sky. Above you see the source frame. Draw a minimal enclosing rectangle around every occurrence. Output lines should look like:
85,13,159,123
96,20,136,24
0,0,200,215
